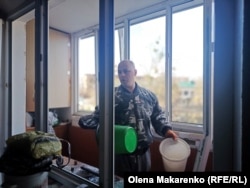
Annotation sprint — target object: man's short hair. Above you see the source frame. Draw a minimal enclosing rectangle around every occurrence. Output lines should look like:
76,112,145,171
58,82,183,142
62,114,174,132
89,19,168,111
119,60,135,68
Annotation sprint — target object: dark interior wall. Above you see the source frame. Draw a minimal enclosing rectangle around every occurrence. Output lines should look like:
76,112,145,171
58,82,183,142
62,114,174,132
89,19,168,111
213,0,234,171
55,125,99,167
213,0,244,171
68,126,99,167
242,0,250,172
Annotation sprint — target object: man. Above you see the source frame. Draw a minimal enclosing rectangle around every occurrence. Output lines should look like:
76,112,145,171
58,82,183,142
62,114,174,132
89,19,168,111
79,59,178,176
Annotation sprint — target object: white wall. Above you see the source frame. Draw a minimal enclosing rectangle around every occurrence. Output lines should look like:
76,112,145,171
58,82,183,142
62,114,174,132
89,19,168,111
0,19,26,184
12,20,26,134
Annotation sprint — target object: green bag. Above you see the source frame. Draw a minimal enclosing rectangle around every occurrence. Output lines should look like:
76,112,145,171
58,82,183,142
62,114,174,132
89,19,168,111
6,131,62,159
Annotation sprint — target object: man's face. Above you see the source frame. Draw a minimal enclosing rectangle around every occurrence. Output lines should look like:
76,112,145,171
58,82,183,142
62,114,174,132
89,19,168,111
118,61,137,89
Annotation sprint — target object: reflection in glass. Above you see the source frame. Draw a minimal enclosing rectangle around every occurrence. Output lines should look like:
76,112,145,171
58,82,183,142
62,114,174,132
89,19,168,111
114,28,123,86
171,6,203,124
78,36,96,112
130,16,166,108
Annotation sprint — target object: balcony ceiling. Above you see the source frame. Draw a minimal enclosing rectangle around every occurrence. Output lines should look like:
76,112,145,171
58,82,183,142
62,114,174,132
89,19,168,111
0,0,166,33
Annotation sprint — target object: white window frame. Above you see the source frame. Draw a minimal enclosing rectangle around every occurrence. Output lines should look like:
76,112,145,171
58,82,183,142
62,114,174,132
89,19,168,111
72,28,99,116
72,0,212,139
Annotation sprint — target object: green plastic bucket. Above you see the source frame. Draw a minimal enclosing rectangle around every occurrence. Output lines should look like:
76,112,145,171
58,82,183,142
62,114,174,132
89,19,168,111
115,125,137,154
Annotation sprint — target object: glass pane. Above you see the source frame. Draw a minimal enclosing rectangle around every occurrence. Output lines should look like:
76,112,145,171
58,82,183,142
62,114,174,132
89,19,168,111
78,36,96,112
13,11,35,133
171,6,203,124
130,16,166,108
114,28,123,86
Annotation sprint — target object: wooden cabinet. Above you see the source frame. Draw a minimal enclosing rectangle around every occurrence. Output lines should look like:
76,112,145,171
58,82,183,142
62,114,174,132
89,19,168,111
26,19,71,111
48,29,71,108
26,19,35,112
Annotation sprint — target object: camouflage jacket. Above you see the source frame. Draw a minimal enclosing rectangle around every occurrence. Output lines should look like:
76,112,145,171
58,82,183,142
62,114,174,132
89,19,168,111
79,83,172,151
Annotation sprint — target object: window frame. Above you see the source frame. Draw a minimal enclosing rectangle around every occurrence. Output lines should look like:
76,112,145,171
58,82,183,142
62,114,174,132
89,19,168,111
72,28,99,115
167,3,207,135
72,0,211,137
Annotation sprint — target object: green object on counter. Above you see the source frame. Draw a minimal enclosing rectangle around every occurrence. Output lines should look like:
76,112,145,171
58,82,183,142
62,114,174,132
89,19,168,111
115,125,137,154
6,131,62,159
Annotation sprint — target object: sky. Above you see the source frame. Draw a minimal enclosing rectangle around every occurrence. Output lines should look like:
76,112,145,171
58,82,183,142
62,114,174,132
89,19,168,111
79,6,203,80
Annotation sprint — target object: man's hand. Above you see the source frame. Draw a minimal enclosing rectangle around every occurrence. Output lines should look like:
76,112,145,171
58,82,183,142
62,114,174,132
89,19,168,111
165,129,178,140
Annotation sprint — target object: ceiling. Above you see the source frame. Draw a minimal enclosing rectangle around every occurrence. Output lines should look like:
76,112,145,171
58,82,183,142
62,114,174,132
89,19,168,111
0,0,32,18
0,0,166,33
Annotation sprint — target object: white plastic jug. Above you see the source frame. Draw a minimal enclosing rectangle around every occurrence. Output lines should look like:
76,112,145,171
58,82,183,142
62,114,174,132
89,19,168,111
159,138,190,172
